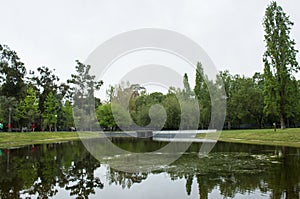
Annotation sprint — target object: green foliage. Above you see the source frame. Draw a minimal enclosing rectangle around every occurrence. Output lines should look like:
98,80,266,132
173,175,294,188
0,96,18,124
194,62,206,99
263,1,299,129
111,103,133,129
67,60,103,100
0,44,27,100
217,70,233,129
42,92,59,131
162,93,181,129
60,101,74,130
96,103,116,130
230,75,264,127
133,92,165,127
217,72,265,129
194,62,211,129
16,87,40,127
180,100,199,130
68,60,103,131
30,66,60,114
183,73,192,99
135,104,151,127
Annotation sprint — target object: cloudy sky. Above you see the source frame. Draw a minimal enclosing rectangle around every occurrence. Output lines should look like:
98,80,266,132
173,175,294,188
1,0,300,96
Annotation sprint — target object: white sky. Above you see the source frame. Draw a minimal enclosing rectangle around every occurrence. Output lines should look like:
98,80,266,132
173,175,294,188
1,0,300,98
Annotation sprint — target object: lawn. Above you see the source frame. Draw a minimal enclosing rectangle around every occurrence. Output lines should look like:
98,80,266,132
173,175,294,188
0,131,101,148
197,128,300,148
1,128,300,149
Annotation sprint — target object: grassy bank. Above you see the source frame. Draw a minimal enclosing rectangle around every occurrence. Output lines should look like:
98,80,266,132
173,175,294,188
198,128,300,148
2,128,300,149
0,132,100,148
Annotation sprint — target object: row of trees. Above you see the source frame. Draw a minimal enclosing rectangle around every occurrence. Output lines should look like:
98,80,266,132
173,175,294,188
96,66,299,131
0,1,299,131
97,2,300,130
0,44,102,131
96,63,214,131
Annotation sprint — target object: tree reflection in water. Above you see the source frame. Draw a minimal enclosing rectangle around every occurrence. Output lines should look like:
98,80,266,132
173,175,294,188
0,142,104,199
0,141,299,198
108,168,148,189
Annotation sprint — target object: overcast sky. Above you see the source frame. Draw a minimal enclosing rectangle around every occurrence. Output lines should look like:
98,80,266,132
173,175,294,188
1,0,300,92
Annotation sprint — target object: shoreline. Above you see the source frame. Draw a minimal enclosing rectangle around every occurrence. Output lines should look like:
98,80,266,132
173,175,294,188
0,132,100,148
216,128,300,148
1,128,300,148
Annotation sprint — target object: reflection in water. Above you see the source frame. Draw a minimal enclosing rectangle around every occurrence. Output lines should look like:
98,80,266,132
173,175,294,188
0,142,103,199
0,140,299,198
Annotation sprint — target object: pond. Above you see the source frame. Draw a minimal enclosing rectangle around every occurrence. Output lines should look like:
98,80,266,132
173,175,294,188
0,139,299,198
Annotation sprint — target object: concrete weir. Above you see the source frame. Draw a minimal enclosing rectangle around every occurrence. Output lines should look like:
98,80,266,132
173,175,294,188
104,130,217,142
152,130,217,142
136,130,153,138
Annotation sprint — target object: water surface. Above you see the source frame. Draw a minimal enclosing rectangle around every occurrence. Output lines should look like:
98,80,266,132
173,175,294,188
0,139,299,198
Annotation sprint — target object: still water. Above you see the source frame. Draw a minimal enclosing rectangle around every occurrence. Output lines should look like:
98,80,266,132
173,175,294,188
0,139,299,199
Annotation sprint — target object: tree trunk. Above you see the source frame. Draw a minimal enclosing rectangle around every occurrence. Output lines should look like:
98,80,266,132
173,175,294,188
256,119,261,129
280,114,286,129
41,117,45,131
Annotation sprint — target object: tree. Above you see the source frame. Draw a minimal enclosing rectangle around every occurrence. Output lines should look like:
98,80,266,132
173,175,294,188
180,100,199,130
0,96,18,130
290,80,300,127
29,66,60,130
162,93,180,130
67,60,103,102
217,71,233,129
60,101,74,130
42,92,59,131
96,103,116,130
230,75,264,128
30,66,59,113
16,87,40,128
131,92,165,128
68,60,103,131
0,44,27,100
252,73,265,128
263,1,299,129
194,62,211,129
183,73,192,99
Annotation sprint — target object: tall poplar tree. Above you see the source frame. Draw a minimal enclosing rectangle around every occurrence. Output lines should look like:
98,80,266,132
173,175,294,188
263,1,299,129
183,73,192,99
194,62,211,129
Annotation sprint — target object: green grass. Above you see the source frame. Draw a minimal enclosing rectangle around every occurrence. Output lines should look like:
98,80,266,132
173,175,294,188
0,131,101,148
2,128,300,148
197,128,300,147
